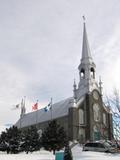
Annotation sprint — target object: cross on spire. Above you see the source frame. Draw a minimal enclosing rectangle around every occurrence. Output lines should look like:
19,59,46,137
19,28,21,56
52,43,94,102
82,15,86,22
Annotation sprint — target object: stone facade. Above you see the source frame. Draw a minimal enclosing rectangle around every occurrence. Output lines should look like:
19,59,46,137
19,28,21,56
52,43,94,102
67,91,113,142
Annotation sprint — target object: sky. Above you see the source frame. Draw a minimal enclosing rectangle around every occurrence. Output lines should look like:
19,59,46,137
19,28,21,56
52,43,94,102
0,0,120,131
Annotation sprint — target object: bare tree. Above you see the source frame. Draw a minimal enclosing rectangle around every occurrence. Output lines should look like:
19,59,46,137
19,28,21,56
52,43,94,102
106,88,120,147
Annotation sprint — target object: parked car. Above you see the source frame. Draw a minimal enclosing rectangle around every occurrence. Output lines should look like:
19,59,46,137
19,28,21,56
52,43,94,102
83,141,116,153
98,140,117,148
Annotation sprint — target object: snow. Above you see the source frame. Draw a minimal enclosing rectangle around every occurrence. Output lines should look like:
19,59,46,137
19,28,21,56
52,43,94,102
0,144,120,160
72,144,120,160
0,150,55,160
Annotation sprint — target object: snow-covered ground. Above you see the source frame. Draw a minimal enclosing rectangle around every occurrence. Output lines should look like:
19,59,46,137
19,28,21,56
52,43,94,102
0,150,55,160
0,144,120,160
72,144,120,160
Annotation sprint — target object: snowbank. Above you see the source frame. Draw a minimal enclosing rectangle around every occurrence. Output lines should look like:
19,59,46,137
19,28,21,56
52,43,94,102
72,144,120,160
0,144,120,160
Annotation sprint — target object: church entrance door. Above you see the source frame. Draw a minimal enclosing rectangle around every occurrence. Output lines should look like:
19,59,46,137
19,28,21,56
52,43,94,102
94,131,100,141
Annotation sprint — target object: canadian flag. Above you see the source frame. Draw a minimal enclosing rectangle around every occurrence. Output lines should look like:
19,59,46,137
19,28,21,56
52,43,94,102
32,103,38,111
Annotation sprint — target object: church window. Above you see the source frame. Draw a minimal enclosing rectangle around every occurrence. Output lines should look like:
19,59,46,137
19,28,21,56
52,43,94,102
80,68,85,79
103,113,106,125
93,125,98,132
90,67,95,78
93,125,100,140
79,128,85,143
93,103,100,122
79,109,84,124
93,90,99,100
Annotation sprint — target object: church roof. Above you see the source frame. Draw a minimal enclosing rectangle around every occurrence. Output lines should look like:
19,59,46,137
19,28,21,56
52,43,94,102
15,96,84,129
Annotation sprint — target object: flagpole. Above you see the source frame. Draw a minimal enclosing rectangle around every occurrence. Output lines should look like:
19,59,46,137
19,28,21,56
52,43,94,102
50,98,53,121
20,98,24,129
36,100,38,128
24,96,26,114
20,117,21,129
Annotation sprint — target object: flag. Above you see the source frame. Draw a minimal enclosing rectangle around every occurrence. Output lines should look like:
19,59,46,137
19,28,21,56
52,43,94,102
44,102,51,112
32,102,38,111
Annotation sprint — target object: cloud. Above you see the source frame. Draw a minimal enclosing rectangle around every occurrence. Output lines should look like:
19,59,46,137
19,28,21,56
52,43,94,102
92,23,120,94
0,0,120,126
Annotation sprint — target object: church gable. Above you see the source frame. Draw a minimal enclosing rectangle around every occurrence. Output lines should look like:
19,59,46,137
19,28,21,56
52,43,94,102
84,91,112,140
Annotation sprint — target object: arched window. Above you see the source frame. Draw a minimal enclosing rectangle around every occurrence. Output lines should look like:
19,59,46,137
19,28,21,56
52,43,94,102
93,125,100,140
80,68,85,79
79,128,85,143
93,125,98,132
103,113,106,125
79,109,84,124
93,103,100,122
90,67,95,78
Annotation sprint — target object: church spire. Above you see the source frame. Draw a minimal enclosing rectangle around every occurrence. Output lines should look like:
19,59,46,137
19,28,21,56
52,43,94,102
76,17,99,99
78,17,96,81
81,16,93,63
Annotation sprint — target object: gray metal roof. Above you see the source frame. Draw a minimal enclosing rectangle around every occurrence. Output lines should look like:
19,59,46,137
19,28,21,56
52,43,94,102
15,96,85,128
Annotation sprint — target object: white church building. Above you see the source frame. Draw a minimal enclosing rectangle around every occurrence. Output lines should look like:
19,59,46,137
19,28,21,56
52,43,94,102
16,20,113,143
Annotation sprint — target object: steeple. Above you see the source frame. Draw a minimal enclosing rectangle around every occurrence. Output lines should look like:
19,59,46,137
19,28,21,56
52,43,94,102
75,17,99,100
78,17,96,81
81,18,93,63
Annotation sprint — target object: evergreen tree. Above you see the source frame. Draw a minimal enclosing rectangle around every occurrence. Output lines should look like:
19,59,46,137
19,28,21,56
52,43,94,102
6,126,21,154
21,126,40,154
64,143,73,160
0,126,21,154
0,131,8,152
0,131,7,143
41,120,67,154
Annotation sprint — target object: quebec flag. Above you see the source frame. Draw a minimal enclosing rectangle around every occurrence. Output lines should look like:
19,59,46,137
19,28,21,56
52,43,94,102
44,102,51,112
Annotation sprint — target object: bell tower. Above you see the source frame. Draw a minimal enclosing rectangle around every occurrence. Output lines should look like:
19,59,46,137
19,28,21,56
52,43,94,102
75,17,99,100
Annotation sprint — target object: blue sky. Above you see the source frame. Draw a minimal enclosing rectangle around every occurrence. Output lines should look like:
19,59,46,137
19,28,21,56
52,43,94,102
0,0,120,129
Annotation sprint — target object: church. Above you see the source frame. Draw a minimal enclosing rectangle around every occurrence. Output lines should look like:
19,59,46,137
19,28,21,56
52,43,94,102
15,20,113,143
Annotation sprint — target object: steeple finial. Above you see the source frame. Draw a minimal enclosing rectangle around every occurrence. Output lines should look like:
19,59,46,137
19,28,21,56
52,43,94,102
73,78,77,102
73,78,77,88
99,76,103,96
82,15,86,23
